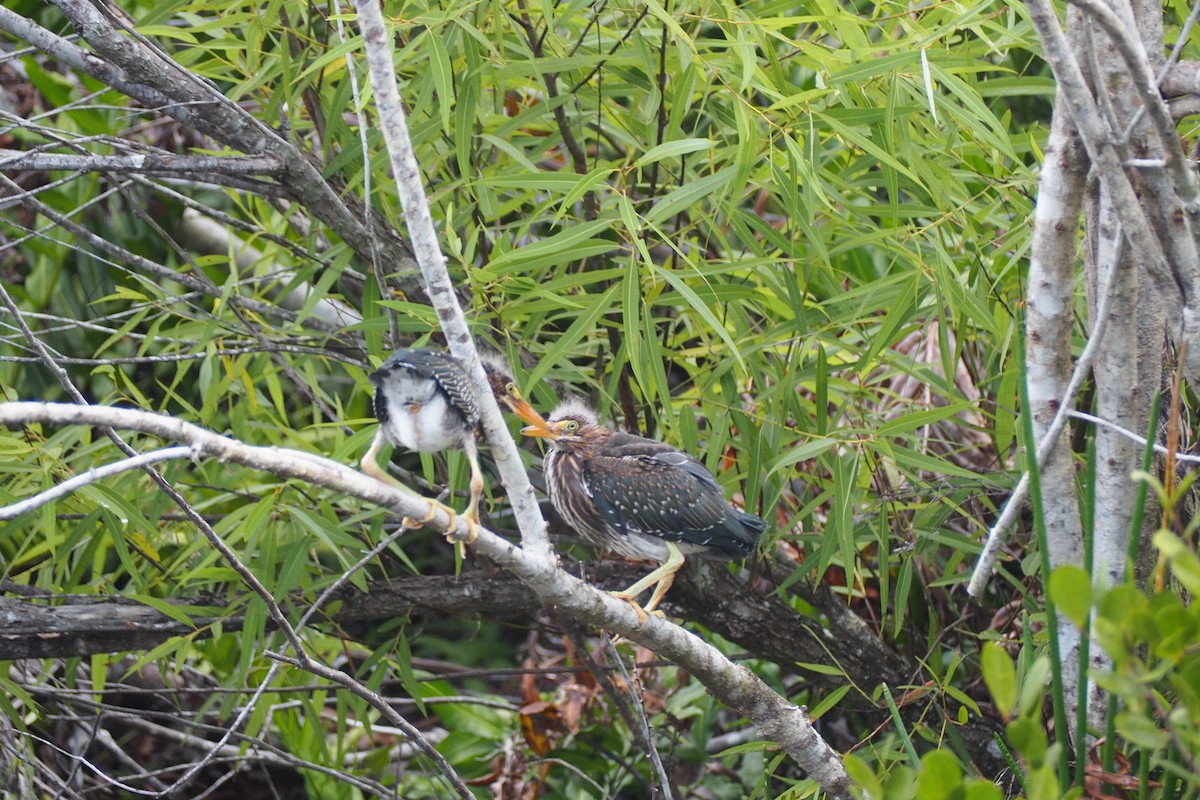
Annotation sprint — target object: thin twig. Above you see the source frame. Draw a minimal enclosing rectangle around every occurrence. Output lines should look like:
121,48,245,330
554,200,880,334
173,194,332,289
331,2,398,348
967,233,1126,596
0,148,283,176
1121,0,1200,138
1068,409,1200,461
605,638,673,799
1066,0,1197,201
0,288,451,791
0,173,325,332
0,446,195,520
0,344,363,367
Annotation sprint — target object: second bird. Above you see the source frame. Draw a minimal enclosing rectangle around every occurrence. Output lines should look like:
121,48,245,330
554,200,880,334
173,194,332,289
523,398,766,618
364,348,545,542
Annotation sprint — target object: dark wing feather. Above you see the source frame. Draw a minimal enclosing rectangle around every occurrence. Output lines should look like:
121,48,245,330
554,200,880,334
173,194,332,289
584,449,762,558
425,360,480,426
371,383,389,425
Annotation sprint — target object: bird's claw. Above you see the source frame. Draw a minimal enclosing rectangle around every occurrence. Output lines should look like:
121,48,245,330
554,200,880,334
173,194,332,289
447,514,479,559
610,603,664,646
610,592,665,625
403,499,451,531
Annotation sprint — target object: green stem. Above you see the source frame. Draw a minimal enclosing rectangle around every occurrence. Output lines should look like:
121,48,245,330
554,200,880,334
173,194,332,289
1015,336,1071,789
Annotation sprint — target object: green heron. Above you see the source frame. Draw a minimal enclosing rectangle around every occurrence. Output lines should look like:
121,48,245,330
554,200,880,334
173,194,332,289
362,348,545,542
522,398,766,618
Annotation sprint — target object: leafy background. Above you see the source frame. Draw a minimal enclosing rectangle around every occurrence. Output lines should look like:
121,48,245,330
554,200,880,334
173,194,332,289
0,0,1160,796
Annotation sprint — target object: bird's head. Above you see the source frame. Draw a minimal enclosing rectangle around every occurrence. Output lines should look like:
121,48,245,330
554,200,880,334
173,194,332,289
521,398,604,447
479,351,547,428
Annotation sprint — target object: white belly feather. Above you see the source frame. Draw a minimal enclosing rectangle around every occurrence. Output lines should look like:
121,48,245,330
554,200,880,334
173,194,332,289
379,392,465,452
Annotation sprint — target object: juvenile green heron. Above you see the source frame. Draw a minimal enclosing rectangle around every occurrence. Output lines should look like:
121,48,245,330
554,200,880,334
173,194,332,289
522,399,766,618
362,348,545,542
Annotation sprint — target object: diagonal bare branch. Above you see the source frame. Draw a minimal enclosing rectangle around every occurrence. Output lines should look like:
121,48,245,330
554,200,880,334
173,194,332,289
0,400,856,799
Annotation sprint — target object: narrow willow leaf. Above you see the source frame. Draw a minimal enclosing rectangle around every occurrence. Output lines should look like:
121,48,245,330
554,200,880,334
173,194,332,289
645,168,735,226
650,263,745,369
636,138,715,167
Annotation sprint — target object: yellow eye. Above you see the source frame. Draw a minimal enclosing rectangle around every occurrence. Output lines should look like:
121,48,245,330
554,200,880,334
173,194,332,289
563,420,580,432
505,382,519,397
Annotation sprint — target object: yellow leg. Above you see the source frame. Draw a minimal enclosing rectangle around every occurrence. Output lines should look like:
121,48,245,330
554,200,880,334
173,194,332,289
610,542,685,622
360,432,394,484
362,431,455,529
449,440,484,557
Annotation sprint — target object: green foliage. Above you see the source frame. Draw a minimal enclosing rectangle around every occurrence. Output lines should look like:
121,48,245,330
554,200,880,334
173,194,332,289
4,0,1164,793
1100,534,1200,762
962,548,1200,800
981,642,1018,720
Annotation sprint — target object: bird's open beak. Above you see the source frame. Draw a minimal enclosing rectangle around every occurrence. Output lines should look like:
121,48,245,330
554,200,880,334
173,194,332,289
521,417,562,439
507,395,549,429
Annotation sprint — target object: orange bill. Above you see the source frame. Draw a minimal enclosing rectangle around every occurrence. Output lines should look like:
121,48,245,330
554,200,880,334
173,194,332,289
520,417,561,439
506,393,548,429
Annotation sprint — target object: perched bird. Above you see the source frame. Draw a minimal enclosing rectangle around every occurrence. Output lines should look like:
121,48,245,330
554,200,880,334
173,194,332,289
522,399,765,618
362,348,546,542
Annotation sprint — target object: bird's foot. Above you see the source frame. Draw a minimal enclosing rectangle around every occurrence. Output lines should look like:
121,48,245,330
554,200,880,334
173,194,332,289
609,604,665,646
609,591,665,625
403,499,453,531
447,513,480,559
612,547,681,621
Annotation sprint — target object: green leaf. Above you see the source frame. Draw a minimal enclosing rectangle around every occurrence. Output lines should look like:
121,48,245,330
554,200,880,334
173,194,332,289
636,138,716,167
1115,711,1169,749
884,442,986,480
1017,656,1051,718
128,594,197,628
645,168,735,226
874,401,973,437
964,780,1003,800
843,754,883,800
482,173,584,191
428,30,454,131
486,218,618,274
649,263,745,370
796,661,847,677
981,641,1017,718
915,750,962,800
1154,529,1200,595
1048,565,1092,628
808,684,851,718
527,283,620,390
554,166,618,223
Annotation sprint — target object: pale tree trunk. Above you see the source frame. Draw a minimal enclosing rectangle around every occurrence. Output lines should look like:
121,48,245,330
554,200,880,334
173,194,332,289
1085,0,1174,525
984,0,1200,747
1026,79,1091,736
1082,0,1177,735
